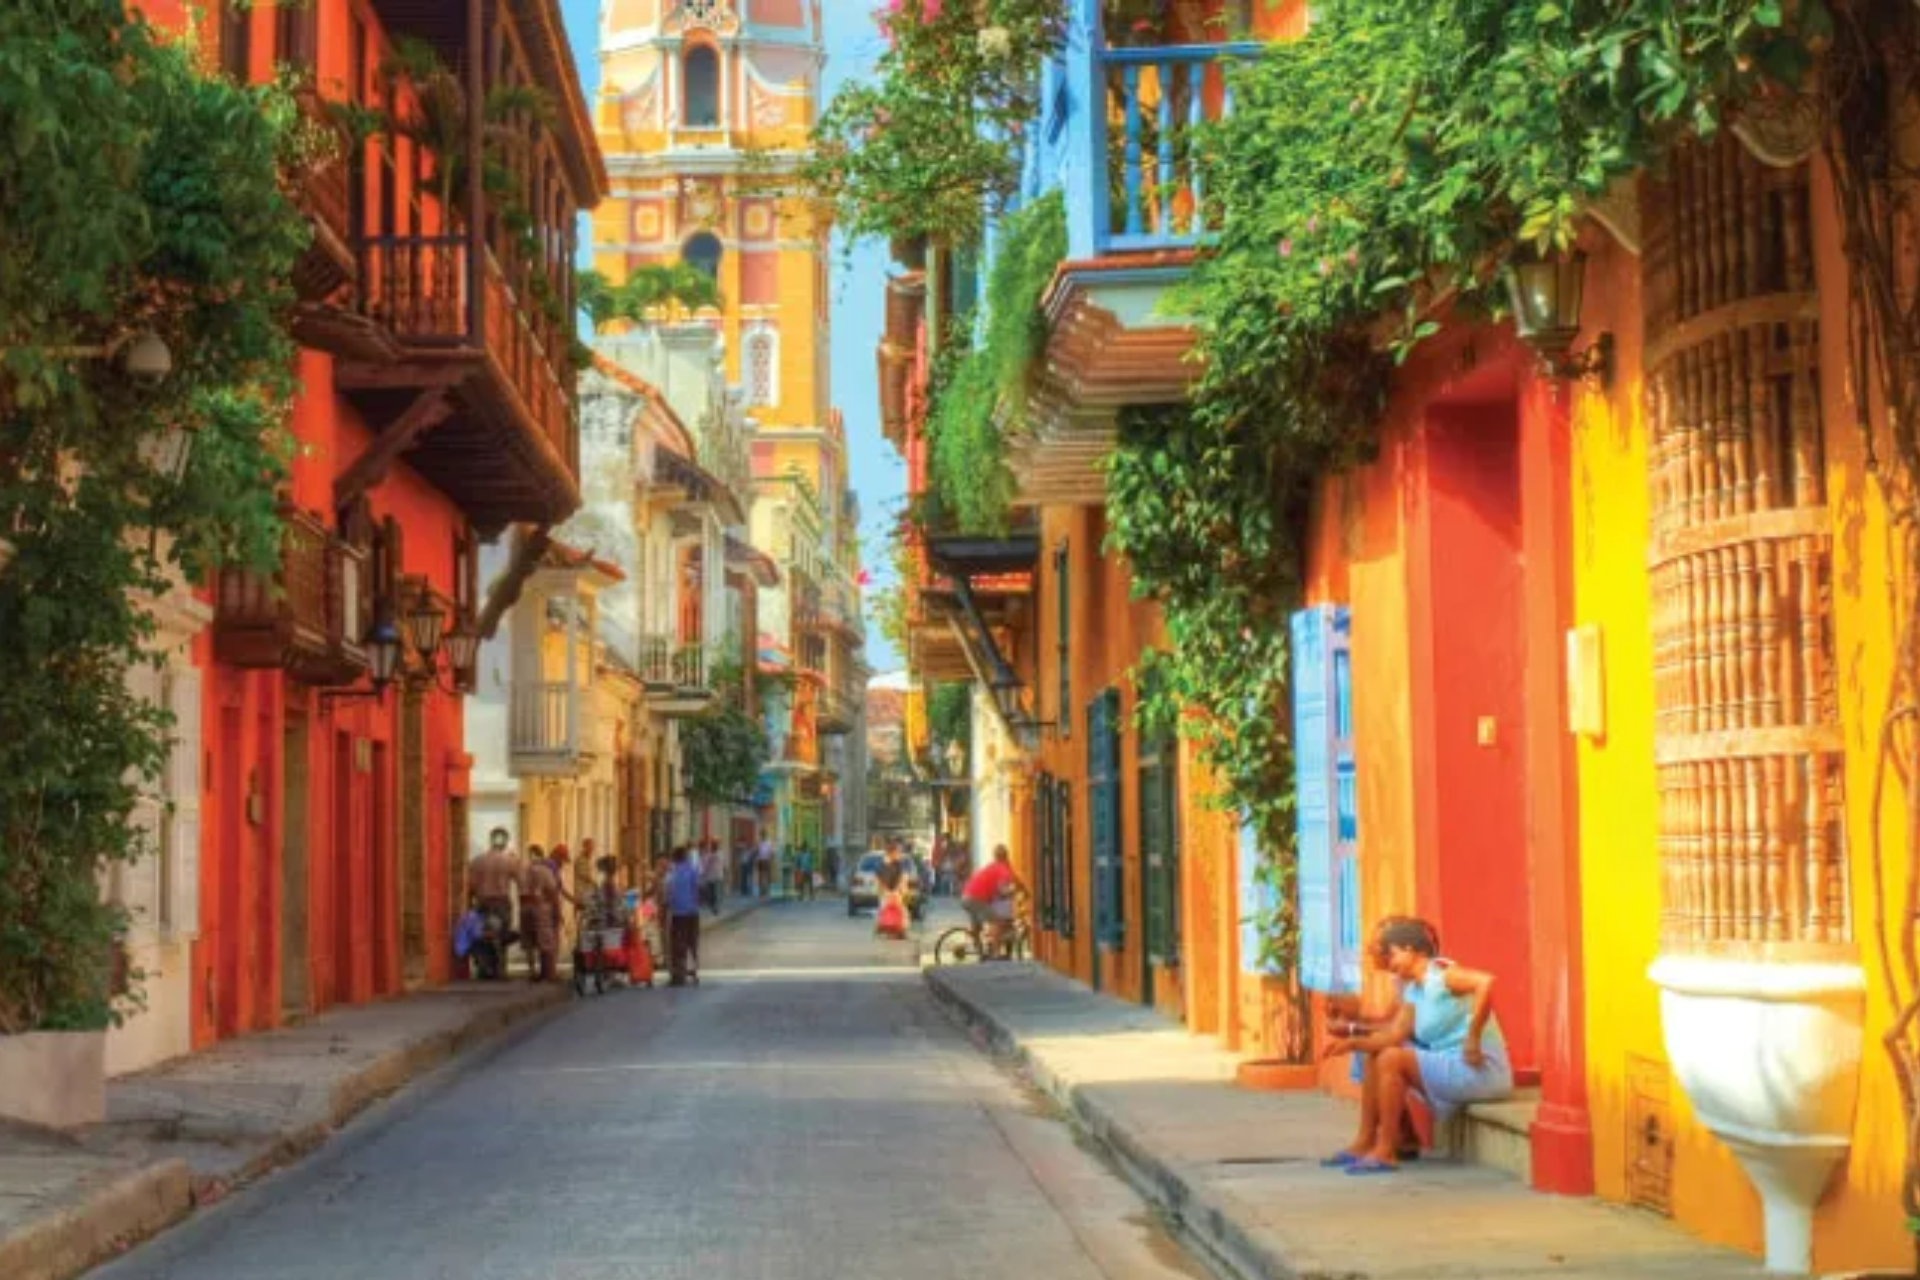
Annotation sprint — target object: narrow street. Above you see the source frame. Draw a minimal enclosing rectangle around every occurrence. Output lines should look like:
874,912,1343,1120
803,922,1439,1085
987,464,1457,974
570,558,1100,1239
86,903,1205,1280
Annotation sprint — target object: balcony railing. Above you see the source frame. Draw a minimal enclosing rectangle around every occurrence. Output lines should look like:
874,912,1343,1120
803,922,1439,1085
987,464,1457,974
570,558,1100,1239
291,91,354,303
510,681,586,766
638,635,709,692
1073,42,1259,256
214,510,367,685
355,235,576,480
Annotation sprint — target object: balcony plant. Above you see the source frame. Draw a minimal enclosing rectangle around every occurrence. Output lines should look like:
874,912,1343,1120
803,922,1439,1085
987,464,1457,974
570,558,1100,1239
681,659,772,807
0,0,306,1084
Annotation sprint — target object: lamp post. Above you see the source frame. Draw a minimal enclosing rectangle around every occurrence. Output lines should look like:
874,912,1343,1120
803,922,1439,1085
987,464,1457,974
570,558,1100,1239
1506,250,1613,387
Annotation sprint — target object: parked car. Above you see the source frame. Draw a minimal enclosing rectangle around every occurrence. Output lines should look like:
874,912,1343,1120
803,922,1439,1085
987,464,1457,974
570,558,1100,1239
847,852,928,919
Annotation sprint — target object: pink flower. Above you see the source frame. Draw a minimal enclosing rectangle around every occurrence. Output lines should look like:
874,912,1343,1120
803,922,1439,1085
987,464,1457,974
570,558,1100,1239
1344,249,1358,267
1277,238,1293,258
1306,215,1319,233
1318,258,1332,276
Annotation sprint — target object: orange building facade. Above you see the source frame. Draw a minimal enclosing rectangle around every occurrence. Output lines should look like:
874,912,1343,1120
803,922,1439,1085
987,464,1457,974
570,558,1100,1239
140,0,603,1046
889,2,1914,1271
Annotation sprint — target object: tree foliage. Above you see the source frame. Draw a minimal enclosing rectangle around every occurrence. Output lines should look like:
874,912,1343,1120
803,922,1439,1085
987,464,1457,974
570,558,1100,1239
804,0,1067,247
577,265,721,331
680,659,772,806
0,0,309,1032
1104,0,1827,977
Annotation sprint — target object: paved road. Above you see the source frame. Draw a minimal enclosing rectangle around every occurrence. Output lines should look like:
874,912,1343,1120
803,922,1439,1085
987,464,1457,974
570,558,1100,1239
91,901,1205,1280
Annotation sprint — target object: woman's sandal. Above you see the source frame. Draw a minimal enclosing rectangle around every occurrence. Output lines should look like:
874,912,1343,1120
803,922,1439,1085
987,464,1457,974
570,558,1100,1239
1318,1151,1363,1168
1344,1157,1400,1176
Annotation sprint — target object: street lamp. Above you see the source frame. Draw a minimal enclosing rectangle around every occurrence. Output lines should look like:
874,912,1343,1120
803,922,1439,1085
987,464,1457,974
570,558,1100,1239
1506,250,1613,387
404,585,447,657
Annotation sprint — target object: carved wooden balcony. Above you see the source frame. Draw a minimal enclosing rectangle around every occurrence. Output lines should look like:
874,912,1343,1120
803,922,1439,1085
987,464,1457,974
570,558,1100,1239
214,510,368,685
334,234,580,535
509,678,594,778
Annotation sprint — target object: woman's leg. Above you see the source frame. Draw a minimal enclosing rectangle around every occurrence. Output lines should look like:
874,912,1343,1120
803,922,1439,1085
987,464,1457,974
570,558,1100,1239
1345,1051,1380,1156
1369,1047,1425,1165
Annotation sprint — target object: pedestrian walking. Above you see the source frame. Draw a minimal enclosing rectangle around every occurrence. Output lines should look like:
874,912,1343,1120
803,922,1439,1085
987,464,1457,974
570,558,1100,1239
755,836,774,897
700,839,724,916
795,846,816,901
736,842,755,897
665,846,703,986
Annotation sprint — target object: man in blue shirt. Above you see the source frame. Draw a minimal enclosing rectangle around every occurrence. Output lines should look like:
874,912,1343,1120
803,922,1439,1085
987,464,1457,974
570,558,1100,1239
666,846,704,986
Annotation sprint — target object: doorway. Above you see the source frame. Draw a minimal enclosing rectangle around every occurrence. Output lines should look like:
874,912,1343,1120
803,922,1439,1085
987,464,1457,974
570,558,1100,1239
282,715,310,1019
372,739,395,997
332,729,355,1007
1415,402,1537,1072
217,705,244,1039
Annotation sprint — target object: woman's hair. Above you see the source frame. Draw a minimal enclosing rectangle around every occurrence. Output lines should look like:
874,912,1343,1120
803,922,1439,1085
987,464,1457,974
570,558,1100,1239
527,844,545,860
596,855,617,876
1375,915,1440,957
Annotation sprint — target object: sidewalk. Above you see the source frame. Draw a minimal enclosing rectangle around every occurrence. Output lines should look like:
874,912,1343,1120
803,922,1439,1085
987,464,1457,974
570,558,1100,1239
1,894,767,1280
926,963,1767,1280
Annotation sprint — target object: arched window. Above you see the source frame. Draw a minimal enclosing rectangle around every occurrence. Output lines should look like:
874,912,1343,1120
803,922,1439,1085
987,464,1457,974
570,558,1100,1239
682,232,723,282
683,46,719,127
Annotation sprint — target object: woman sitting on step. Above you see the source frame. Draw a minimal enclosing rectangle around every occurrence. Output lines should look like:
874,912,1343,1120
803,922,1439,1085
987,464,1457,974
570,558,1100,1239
1319,915,1513,1175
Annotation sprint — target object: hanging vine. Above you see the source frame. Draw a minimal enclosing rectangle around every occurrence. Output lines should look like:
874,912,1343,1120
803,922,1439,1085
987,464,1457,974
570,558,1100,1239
1103,0,1824,989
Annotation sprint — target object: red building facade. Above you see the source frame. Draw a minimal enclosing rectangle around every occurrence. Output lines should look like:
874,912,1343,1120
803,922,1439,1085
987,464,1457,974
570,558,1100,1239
141,0,604,1045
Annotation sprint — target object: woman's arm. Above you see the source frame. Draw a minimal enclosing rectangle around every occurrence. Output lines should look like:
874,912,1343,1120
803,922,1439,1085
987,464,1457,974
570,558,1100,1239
1443,965,1496,1065
1319,1002,1413,1058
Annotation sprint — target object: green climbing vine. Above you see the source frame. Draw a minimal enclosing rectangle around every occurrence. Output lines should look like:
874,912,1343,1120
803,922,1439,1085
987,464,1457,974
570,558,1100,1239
927,191,1067,534
0,0,310,1032
1103,0,1830,979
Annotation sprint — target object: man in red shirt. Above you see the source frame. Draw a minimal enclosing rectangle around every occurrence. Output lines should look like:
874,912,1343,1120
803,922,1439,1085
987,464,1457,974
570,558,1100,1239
960,844,1026,956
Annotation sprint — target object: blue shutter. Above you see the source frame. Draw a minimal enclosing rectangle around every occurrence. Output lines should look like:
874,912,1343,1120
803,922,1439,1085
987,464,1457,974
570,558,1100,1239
1089,688,1123,950
1291,605,1357,994
1035,778,1056,931
1332,627,1362,991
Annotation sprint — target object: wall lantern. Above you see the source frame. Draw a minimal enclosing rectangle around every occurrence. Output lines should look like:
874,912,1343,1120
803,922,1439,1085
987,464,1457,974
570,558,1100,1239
1506,250,1613,387
944,738,966,778
442,621,481,690
405,586,447,657
365,619,404,689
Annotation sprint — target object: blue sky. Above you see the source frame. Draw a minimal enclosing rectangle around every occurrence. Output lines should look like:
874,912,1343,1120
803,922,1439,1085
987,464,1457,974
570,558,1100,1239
558,1,904,673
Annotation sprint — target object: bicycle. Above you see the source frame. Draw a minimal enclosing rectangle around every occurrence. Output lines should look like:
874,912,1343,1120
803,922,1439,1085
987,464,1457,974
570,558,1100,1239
933,894,1032,965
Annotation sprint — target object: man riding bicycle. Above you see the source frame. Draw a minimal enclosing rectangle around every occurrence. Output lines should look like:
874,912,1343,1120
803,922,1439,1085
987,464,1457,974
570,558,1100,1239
960,843,1027,957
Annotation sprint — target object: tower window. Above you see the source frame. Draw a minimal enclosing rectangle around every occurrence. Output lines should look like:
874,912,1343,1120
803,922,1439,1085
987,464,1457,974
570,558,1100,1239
683,232,723,282
683,46,719,128
747,327,777,408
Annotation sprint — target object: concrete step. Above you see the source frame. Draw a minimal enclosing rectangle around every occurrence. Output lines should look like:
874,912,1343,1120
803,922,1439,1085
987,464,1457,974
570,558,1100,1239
1445,1089,1540,1184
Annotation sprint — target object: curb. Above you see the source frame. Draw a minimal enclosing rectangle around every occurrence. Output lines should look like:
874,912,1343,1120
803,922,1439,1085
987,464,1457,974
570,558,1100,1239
0,1159,192,1280
925,969,1299,1280
213,985,571,1195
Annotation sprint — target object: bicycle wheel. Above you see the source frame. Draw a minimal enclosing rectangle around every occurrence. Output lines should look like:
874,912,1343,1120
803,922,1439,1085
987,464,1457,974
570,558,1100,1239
933,926,981,966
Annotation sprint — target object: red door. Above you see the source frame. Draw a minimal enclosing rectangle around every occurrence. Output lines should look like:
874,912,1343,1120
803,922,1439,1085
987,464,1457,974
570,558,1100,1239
217,706,244,1039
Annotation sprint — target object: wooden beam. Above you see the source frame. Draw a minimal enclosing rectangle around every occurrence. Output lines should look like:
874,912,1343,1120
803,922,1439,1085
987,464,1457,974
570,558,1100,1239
476,523,552,640
332,388,454,511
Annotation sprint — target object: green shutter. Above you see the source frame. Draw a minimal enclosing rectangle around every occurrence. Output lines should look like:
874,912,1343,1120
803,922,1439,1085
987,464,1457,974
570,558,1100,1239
1140,708,1179,968
1035,775,1057,931
1056,778,1075,940
1089,688,1123,950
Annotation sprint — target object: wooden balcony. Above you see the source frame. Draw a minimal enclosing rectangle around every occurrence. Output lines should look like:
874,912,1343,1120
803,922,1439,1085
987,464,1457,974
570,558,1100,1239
290,91,355,308
214,510,368,685
333,234,580,535
510,680,593,777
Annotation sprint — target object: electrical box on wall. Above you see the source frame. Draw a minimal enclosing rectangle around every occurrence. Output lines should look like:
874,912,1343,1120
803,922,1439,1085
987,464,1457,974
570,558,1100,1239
1566,624,1605,740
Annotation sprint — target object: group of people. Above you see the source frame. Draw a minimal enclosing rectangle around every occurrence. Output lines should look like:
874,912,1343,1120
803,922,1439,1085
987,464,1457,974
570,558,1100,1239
464,830,712,988
465,828,601,984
